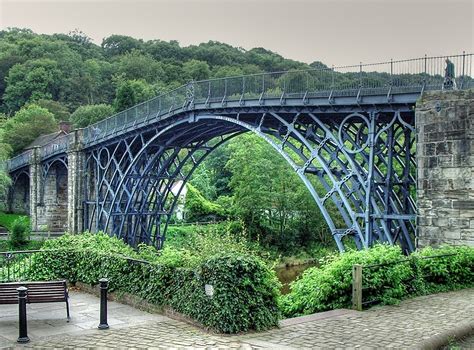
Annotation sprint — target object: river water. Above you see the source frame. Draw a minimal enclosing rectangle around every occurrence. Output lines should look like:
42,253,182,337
275,262,318,294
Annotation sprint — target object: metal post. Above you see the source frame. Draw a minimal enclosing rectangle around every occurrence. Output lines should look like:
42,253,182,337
331,65,335,88
461,51,465,89
424,54,427,75
17,286,29,343
98,278,109,329
352,264,363,311
365,112,376,246
390,59,393,85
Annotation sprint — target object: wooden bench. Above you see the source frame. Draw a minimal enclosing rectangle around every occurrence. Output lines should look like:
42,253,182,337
0,280,70,320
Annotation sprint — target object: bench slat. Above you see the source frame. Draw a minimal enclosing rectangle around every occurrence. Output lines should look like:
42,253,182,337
0,280,68,306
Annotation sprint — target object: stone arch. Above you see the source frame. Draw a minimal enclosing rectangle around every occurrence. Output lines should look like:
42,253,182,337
37,158,68,232
9,170,30,215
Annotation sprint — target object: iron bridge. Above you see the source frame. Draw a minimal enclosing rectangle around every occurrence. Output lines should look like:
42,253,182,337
5,53,474,253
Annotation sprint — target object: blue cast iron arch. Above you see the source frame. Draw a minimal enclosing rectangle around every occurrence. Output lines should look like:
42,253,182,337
83,108,416,252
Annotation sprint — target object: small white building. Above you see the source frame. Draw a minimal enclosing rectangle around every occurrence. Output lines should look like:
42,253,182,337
170,180,188,221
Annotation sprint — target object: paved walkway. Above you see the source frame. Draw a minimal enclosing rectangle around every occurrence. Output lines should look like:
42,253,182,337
0,288,472,349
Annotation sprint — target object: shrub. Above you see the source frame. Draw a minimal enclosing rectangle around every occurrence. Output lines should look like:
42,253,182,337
166,253,281,333
9,217,31,248
280,244,411,317
281,244,474,318
184,184,225,222
25,232,280,333
413,245,474,292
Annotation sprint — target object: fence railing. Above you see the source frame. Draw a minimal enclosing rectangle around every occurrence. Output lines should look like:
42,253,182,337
40,135,70,159
5,150,32,172
0,250,41,283
0,249,154,283
351,253,458,310
82,53,473,145
4,53,473,172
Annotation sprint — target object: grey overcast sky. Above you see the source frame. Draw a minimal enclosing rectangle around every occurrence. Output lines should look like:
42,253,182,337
0,0,472,66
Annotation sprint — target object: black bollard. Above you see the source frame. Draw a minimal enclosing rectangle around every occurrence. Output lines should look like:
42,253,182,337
98,278,109,329
17,286,29,343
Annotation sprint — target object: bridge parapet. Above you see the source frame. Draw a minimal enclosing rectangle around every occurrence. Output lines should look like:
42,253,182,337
4,53,473,172
6,150,32,172
40,134,71,159
82,53,473,147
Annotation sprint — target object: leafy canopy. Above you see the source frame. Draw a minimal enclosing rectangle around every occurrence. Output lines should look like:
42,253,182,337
71,104,114,128
1,104,57,154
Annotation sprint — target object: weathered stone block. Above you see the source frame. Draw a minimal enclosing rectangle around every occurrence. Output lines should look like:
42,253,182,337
452,200,474,210
460,229,474,240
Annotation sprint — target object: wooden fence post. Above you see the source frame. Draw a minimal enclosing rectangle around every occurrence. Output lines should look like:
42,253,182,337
352,264,363,311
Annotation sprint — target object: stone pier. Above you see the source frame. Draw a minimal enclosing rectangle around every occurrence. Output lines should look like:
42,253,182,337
416,89,474,247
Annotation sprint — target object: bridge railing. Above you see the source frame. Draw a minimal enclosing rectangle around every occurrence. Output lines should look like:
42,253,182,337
83,53,472,146
5,53,473,172
40,134,71,159
5,150,32,172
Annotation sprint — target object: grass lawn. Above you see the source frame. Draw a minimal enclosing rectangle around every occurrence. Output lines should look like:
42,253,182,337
0,212,30,231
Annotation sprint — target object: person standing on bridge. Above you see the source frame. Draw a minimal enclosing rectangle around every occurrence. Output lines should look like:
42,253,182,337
443,58,457,90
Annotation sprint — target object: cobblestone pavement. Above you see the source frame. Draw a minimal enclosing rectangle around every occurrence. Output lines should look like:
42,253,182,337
1,289,472,349
239,288,474,349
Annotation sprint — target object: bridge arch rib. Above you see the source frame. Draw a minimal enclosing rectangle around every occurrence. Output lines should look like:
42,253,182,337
83,109,416,252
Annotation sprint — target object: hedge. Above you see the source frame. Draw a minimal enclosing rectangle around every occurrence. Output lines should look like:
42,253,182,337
24,233,280,333
280,244,474,318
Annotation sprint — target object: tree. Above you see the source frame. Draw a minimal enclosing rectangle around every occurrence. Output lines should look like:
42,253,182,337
114,79,155,112
70,104,114,128
0,128,12,202
225,134,329,250
1,104,57,154
182,59,211,81
36,99,70,122
81,59,115,105
116,51,165,83
101,35,144,57
4,58,63,112
212,66,243,79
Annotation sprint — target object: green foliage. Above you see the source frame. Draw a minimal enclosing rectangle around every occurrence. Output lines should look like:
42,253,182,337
115,51,165,83
184,183,226,222
0,140,12,200
280,245,409,316
281,245,474,318
162,221,272,267
413,245,474,292
0,28,312,115
101,35,144,57
35,99,71,122
113,79,155,112
9,217,31,248
4,58,63,112
1,104,57,154
182,59,211,81
224,134,333,251
0,212,29,231
25,232,280,333
0,239,43,252
169,253,280,333
71,104,114,128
